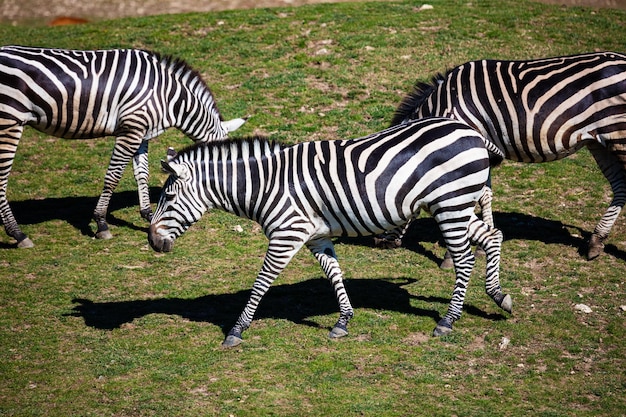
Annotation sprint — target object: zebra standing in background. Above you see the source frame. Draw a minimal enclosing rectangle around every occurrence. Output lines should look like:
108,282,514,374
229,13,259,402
148,118,510,347
379,52,626,261
0,45,247,248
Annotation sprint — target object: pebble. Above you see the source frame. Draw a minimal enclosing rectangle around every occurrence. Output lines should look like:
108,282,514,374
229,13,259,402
498,336,510,350
574,303,593,314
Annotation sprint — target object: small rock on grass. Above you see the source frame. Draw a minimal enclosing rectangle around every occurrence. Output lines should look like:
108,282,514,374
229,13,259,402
574,303,592,314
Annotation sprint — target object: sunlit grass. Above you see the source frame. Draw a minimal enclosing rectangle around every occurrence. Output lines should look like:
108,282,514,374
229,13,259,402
1,1,625,416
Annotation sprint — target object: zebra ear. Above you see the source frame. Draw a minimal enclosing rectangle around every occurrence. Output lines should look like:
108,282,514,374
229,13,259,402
161,160,189,179
166,147,177,161
221,116,248,133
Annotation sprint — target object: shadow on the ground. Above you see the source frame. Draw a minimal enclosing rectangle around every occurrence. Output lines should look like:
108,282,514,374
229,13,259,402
4,187,626,262
67,276,507,336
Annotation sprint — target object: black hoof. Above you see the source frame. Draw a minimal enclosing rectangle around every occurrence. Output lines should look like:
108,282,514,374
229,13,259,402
492,293,513,314
373,236,402,249
433,318,453,337
587,235,604,260
95,230,113,240
140,209,153,222
440,256,453,270
500,294,512,313
17,237,34,248
329,325,348,339
222,334,243,348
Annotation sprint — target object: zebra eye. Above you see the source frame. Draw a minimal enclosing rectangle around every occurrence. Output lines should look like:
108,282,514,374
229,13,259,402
165,190,176,201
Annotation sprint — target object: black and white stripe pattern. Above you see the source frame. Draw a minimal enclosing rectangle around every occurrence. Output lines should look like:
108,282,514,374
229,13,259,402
387,51,626,260
0,45,245,247
148,118,509,347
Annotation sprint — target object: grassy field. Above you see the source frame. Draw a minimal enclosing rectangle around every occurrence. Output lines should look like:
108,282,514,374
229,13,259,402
1,0,625,416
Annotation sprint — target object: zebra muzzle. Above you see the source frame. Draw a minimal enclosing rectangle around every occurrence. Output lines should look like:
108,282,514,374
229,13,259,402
148,225,174,252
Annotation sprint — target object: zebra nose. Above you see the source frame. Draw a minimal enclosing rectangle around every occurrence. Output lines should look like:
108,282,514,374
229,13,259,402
148,224,173,252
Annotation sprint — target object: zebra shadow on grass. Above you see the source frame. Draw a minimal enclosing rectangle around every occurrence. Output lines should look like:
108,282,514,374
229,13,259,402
339,211,626,264
67,277,507,336
0,187,162,248
4,189,626,262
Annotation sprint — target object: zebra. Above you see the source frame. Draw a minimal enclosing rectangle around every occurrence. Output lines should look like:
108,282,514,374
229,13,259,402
377,51,626,262
148,117,510,347
0,45,247,248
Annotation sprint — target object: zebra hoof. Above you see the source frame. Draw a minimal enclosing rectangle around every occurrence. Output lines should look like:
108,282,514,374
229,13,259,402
222,335,243,348
140,208,153,222
433,318,453,337
95,230,113,240
329,325,349,339
587,235,604,260
17,237,34,248
439,255,453,270
373,236,402,249
500,294,513,314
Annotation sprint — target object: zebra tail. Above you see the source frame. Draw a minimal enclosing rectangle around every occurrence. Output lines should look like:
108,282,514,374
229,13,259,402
482,138,504,167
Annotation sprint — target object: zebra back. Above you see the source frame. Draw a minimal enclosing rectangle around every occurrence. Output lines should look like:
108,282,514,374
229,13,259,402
392,52,626,163
0,45,229,141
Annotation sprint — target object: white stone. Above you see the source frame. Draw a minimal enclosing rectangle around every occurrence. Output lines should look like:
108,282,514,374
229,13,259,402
498,336,510,350
574,303,592,314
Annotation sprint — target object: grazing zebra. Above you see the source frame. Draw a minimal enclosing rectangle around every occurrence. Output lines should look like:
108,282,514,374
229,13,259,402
148,118,510,347
379,51,626,261
0,45,246,248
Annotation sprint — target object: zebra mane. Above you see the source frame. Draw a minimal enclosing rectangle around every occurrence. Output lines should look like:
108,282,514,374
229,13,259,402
390,71,447,126
172,136,286,162
152,50,223,119
158,52,198,78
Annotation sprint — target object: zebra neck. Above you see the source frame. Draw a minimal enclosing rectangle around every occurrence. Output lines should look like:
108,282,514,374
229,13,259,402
172,73,226,142
197,139,282,221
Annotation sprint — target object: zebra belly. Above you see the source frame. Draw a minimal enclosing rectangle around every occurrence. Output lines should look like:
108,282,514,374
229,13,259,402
322,210,414,238
499,119,619,163
25,109,120,139
501,139,587,163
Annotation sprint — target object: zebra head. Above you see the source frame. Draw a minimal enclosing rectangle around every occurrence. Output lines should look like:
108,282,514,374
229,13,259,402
148,157,207,252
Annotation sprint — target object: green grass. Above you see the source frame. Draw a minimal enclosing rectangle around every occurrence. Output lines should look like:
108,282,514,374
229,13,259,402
1,0,626,416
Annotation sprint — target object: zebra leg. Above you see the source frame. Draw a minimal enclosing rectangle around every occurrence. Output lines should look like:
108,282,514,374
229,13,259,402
373,221,411,249
478,185,495,229
93,132,144,239
0,121,33,248
433,251,475,336
441,186,494,269
467,215,510,313
223,239,305,348
432,213,477,337
474,185,494,259
307,238,354,339
586,143,626,260
132,140,153,221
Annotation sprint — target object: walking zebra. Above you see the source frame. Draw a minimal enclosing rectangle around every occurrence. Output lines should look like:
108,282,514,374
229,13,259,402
148,118,510,347
379,52,626,261
0,45,246,248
